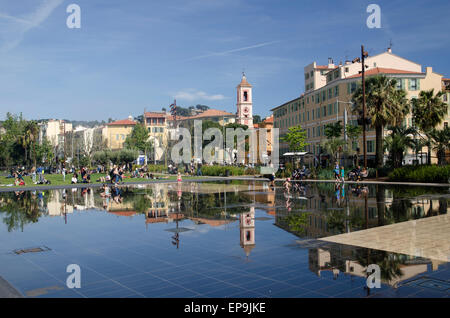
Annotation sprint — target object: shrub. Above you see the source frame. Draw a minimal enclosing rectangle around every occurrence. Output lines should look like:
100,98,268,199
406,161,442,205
317,168,335,180
200,165,252,176
388,165,450,183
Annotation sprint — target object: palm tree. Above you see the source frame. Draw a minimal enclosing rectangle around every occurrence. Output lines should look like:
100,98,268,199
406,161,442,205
429,126,450,165
352,76,409,169
412,89,448,165
383,126,416,168
322,121,344,164
19,121,39,166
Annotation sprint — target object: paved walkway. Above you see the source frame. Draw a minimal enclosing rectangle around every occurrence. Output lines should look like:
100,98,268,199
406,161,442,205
320,214,450,262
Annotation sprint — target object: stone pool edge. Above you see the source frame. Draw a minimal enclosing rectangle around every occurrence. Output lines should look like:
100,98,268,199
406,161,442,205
0,276,23,298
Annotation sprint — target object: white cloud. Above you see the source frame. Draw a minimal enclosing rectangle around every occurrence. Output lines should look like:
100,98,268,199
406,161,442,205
0,0,63,52
174,89,226,102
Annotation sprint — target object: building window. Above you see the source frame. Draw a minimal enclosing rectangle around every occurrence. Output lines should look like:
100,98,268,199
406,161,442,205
367,140,374,153
409,78,419,91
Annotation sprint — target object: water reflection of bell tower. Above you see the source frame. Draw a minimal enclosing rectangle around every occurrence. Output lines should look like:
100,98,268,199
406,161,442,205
240,207,255,257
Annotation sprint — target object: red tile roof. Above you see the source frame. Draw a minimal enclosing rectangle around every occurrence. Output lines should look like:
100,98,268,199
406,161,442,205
144,112,166,118
347,67,424,79
237,76,252,87
107,119,136,126
182,109,234,120
109,211,136,217
263,115,273,123
190,217,236,227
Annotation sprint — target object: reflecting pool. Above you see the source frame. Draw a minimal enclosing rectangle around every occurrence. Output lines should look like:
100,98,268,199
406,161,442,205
0,181,449,298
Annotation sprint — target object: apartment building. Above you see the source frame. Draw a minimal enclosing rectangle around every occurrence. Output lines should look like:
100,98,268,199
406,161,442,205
272,48,449,164
103,116,136,150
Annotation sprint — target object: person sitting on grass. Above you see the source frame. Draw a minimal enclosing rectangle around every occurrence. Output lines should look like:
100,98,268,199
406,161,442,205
14,177,25,186
71,174,78,184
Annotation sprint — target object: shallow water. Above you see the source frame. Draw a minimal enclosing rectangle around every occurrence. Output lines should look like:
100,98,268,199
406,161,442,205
0,181,449,298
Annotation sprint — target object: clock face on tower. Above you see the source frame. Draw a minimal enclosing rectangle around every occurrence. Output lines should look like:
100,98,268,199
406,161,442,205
243,107,249,114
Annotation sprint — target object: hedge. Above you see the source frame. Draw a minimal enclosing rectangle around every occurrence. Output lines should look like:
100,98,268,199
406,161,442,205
388,165,450,183
200,166,259,176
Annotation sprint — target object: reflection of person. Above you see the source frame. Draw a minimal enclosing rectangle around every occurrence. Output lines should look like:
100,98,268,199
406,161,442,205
268,173,275,187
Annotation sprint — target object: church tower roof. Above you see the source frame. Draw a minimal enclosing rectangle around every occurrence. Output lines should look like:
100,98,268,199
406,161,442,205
237,72,252,88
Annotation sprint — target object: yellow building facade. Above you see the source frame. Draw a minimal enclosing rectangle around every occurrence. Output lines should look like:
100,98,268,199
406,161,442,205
272,48,449,165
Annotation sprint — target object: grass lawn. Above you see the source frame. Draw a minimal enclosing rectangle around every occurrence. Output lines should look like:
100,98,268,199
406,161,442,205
0,172,200,189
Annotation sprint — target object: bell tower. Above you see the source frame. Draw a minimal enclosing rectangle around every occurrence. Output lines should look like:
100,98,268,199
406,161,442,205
236,72,253,128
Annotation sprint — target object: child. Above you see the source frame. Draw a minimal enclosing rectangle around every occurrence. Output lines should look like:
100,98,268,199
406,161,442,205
340,166,345,182
177,172,182,182
283,178,291,192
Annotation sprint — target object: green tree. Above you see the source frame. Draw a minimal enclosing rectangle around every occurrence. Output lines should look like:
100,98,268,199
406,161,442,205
383,126,416,168
412,89,448,165
124,123,151,153
282,125,308,152
324,121,342,139
322,121,345,164
352,76,409,168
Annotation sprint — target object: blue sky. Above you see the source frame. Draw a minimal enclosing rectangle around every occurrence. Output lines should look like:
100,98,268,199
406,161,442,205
1,0,449,121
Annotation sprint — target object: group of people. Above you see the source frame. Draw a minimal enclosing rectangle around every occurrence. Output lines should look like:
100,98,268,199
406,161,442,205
168,161,203,176
70,167,92,184
291,166,310,180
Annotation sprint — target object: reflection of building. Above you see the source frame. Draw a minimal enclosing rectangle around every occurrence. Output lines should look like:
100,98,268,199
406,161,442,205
145,184,185,225
47,189,74,216
308,244,446,288
240,207,255,257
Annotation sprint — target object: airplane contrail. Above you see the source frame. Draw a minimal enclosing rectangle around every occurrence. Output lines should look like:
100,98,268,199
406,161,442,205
185,40,280,61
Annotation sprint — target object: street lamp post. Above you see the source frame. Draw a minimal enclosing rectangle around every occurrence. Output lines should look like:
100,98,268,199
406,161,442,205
361,45,368,169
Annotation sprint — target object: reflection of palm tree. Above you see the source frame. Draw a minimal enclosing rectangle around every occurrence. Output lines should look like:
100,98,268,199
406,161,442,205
355,248,405,287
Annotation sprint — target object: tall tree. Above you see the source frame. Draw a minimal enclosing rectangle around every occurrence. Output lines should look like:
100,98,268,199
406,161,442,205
124,123,152,153
322,121,344,163
352,76,409,169
282,125,308,152
412,89,448,165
